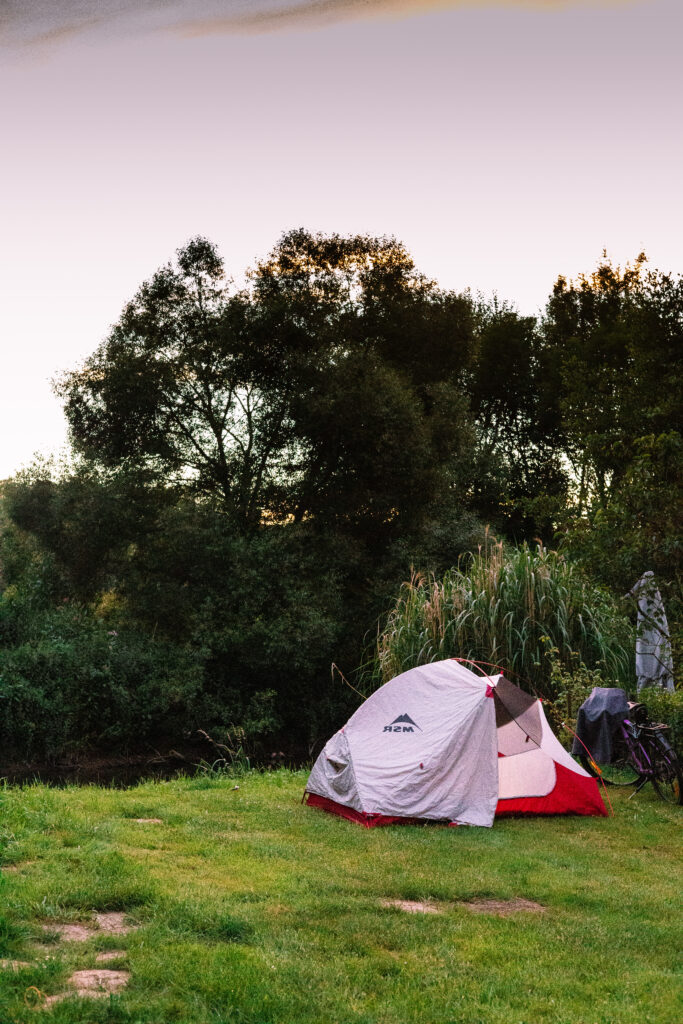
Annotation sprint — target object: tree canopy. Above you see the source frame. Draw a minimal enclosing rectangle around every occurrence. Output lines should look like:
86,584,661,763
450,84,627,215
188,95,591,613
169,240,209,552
543,254,683,513
2,235,680,766
57,231,475,539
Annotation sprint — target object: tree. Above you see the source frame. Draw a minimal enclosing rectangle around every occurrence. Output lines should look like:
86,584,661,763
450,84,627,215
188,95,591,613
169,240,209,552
543,254,683,513
547,256,683,671
57,231,476,540
463,298,567,542
3,463,164,602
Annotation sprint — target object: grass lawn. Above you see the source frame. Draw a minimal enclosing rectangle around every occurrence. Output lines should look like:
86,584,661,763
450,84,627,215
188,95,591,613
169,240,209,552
0,769,680,1023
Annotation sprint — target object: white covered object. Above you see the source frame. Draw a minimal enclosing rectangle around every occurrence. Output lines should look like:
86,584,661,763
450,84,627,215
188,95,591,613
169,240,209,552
628,571,674,692
307,660,498,826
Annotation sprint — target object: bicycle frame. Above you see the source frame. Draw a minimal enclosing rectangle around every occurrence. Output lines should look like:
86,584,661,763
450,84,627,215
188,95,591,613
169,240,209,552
575,694,682,804
617,719,675,795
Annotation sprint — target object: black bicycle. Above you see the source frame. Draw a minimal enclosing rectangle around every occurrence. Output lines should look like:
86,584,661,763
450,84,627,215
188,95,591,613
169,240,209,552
578,702,683,805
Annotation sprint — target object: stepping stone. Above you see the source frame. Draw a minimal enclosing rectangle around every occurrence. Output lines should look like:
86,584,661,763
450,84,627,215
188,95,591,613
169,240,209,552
0,959,32,971
70,968,130,993
42,922,93,942
94,912,138,934
39,912,139,944
133,818,162,824
96,950,126,963
1,861,35,873
45,968,130,1005
381,899,440,914
461,897,545,916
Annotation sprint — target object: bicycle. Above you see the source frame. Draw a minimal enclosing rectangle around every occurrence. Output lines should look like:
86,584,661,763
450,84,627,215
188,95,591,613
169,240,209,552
578,702,683,805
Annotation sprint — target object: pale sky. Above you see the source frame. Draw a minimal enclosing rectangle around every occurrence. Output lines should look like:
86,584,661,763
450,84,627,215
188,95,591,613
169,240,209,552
1,0,680,478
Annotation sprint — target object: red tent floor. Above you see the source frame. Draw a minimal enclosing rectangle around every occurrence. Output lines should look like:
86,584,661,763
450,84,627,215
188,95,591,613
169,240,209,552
305,762,607,826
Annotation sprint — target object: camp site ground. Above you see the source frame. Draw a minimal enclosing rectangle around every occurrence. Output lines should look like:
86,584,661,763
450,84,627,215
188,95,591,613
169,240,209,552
0,768,680,1024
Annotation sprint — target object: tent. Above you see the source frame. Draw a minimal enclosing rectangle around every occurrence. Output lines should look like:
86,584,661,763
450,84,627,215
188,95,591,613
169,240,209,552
305,659,606,827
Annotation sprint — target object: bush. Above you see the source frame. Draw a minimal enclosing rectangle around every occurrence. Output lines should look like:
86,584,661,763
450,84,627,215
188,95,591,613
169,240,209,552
370,540,634,700
539,643,606,748
0,514,357,762
637,686,683,754
0,603,204,761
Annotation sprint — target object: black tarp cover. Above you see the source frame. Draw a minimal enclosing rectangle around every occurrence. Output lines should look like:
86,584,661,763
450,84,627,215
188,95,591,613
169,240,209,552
572,687,630,764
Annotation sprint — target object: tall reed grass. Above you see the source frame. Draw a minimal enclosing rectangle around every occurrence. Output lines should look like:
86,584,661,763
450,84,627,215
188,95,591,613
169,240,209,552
371,540,634,699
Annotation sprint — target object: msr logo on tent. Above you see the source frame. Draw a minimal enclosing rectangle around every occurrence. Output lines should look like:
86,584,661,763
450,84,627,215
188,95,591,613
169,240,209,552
383,714,421,733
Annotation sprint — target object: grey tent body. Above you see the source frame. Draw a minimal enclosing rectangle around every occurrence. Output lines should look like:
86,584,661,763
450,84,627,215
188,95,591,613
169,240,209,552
628,572,674,692
305,659,606,827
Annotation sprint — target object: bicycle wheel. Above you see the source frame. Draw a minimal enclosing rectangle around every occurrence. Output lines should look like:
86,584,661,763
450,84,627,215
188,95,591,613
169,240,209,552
579,736,641,787
647,734,683,806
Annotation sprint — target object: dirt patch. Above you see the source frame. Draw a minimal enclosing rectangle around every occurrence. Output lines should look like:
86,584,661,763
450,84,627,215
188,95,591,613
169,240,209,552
96,950,126,963
266,903,293,918
40,912,139,942
42,922,93,942
70,968,130,993
1,861,35,874
0,959,32,971
381,899,441,914
133,817,163,824
462,898,545,916
45,968,130,1005
94,912,138,935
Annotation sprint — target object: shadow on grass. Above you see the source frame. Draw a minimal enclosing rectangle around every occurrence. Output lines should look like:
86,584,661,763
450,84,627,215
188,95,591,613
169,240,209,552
154,896,252,944
26,851,156,919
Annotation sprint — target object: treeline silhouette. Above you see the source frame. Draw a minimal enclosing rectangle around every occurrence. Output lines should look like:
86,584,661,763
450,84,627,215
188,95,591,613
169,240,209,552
0,232,680,766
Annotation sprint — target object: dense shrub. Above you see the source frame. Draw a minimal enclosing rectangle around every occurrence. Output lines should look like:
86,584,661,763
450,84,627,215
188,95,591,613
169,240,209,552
0,603,204,761
0,513,364,761
637,687,683,754
371,541,634,699
538,644,607,749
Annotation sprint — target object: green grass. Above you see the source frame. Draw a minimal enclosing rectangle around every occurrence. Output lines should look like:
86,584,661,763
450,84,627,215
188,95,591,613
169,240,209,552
0,770,680,1023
